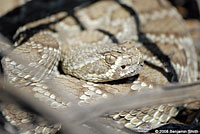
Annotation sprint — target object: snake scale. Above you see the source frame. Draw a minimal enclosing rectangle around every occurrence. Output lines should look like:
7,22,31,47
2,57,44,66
0,0,198,133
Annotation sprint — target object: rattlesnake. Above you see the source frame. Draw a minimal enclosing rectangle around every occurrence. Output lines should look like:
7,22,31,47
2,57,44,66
0,0,198,133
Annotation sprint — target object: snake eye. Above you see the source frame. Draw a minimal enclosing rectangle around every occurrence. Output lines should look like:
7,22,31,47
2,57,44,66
105,54,116,64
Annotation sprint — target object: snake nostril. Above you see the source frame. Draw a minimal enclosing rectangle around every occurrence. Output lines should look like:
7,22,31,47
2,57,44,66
121,65,126,69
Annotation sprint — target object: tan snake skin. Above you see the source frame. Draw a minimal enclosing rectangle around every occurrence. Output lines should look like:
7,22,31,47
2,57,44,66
0,0,198,133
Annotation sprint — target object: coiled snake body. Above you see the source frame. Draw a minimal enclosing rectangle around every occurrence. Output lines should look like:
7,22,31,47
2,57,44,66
1,0,198,133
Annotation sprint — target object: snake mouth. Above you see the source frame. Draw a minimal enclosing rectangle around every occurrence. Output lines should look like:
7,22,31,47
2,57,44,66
120,63,143,78
120,63,133,70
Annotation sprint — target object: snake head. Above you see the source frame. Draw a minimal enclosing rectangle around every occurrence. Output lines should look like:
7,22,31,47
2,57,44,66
98,41,144,82
62,41,143,82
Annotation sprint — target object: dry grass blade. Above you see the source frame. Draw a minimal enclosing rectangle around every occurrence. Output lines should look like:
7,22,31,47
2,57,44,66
66,82,200,125
0,78,97,134
1,76,200,133
0,78,140,134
